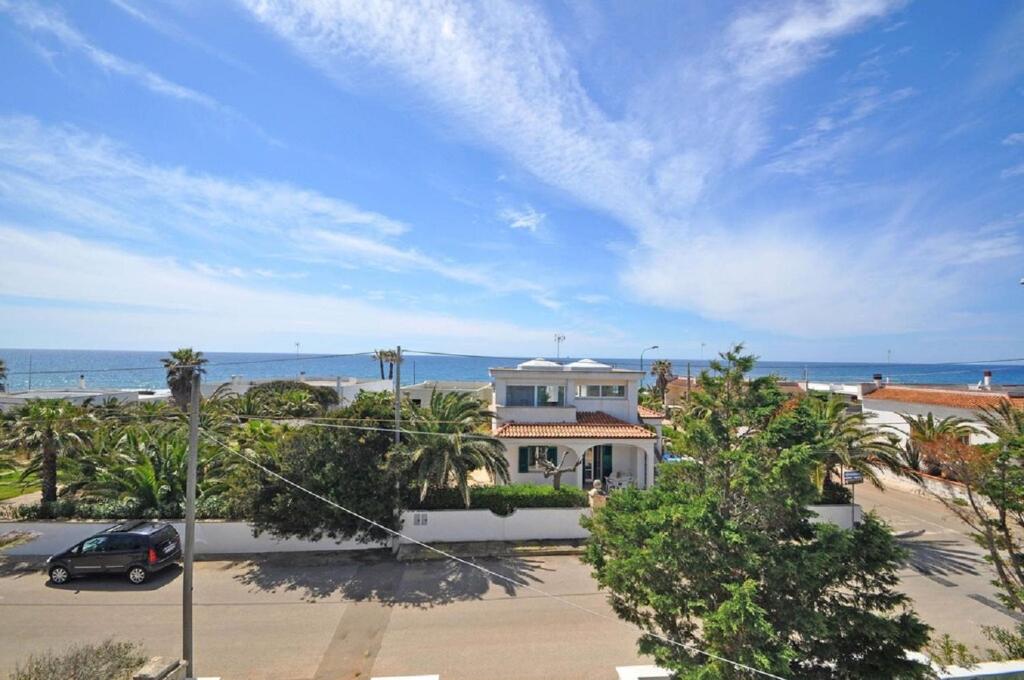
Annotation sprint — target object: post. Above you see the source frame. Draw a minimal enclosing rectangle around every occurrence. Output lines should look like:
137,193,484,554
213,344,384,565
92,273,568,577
686,362,691,402
851,480,856,529
393,346,402,445
183,370,200,678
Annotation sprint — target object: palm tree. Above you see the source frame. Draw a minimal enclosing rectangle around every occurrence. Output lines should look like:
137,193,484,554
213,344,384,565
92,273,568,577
373,349,402,380
899,413,976,476
403,391,510,507
4,400,90,502
162,348,207,412
976,400,1024,442
0,357,7,392
650,360,673,403
803,395,902,490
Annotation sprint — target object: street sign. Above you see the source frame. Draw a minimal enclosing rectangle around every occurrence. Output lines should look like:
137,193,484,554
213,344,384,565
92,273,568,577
843,470,864,485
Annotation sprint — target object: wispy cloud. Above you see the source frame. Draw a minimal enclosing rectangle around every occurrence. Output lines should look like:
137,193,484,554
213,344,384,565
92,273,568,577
0,116,561,308
1,0,219,109
1004,132,1024,146
247,0,988,337
0,225,598,353
1002,163,1024,179
499,205,545,232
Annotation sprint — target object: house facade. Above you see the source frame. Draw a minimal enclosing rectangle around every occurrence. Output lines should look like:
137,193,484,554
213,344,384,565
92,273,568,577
490,358,662,490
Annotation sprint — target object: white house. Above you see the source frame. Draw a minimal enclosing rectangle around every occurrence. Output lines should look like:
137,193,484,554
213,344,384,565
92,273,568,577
861,381,1024,446
490,358,663,490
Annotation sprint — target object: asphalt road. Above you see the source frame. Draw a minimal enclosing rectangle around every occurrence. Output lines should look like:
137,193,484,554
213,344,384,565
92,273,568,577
0,483,1017,678
0,552,648,680
857,482,1020,649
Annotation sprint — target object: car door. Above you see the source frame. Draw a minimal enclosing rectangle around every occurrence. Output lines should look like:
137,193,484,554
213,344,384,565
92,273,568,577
100,534,139,572
72,535,110,575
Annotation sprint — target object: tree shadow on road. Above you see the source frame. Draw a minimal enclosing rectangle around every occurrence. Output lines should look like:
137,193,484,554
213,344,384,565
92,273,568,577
229,551,551,607
898,538,983,577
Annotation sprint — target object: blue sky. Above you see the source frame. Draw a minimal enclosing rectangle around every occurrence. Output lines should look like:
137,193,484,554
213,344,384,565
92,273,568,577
0,0,1021,362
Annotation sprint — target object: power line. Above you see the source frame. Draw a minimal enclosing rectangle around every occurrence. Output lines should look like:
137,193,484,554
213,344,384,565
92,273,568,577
199,428,790,680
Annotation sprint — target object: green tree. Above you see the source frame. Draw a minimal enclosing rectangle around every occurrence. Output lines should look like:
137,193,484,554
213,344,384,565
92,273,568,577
582,346,930,679
162,348,207,412
769,394,903,492
649,359,673,403
372,349,401,380
403,391,509,506
246,380,339,410
242,392,405,543
4,400,90,502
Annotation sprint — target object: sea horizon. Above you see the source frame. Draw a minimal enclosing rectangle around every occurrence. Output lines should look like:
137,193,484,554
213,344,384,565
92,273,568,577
2,347,1022,392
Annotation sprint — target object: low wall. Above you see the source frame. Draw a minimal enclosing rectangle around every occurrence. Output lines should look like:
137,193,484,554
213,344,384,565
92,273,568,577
397,508,591,544
876,467,969,502
0,521,382,557
808,504,863,530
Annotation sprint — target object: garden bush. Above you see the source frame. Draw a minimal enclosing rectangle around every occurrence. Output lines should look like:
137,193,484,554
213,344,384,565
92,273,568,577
10,639,145,680
408,483,587,515
248,380,339,409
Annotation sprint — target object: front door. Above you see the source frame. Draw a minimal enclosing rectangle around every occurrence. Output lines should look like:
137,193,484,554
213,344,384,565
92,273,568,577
583,445,613,488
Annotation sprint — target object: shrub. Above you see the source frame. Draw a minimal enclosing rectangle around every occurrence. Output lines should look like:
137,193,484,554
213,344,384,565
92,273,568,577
11,494,243,521
408,483,587,515
11,639,146,680
248,380,339,409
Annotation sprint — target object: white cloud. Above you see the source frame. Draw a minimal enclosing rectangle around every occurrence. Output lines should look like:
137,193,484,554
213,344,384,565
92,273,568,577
1003,132,1024,146
0,116,407,240
242,0,957,338
1002,164,1024,179
0,1,220,110
0,225,603,353
576,293,610,304
0,116,562,307
499,205,545,232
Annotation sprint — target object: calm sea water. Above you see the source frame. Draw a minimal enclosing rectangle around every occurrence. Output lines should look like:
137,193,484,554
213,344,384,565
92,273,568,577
2,348,1022,392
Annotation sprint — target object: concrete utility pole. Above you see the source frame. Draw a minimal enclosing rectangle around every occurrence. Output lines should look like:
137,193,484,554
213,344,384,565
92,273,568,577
183,370,200,679
393,346,402,445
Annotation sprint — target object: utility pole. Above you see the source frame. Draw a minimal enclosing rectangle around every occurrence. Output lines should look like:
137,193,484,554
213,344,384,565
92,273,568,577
27,354,32,391
183,370,200,679
803,366,808,390
554,333,565,359
393,346,402,445
686,362,691,402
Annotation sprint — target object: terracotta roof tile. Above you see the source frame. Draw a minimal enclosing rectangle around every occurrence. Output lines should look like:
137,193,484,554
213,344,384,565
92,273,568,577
865,386,1024,411
637,404,666,419
494,411,656,439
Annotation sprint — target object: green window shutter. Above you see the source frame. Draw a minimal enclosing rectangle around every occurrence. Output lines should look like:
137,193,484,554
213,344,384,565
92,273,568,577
547,447,558,464
518,447,530,473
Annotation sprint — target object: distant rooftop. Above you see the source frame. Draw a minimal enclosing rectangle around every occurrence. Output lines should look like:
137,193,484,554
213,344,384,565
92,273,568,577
492,358,639,373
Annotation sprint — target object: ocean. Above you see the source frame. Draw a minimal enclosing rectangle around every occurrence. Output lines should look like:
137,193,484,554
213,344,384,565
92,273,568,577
1,348,1022,392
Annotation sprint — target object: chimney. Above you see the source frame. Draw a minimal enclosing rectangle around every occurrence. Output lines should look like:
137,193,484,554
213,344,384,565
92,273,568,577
983,370,992,389
872,373,883,388
78,374,86,389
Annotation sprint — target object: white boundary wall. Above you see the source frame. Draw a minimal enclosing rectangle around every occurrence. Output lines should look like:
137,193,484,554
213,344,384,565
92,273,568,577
2,505,860,555
397,508,590,544
0,521,381,557
808,504,863,530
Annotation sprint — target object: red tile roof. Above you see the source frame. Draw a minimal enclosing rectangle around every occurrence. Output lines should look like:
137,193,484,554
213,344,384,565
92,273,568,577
865,386,1024,411
494,411,656,439
637,404,666,419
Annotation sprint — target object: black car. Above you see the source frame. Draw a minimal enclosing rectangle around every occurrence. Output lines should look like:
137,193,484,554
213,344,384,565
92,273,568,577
46,520,182,585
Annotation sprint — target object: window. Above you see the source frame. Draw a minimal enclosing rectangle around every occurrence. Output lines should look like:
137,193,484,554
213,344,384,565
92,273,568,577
105,534,142,551
506,385,566,407
507,385,535,406
517,446,558,473
575,384,626,398
80,536,108,554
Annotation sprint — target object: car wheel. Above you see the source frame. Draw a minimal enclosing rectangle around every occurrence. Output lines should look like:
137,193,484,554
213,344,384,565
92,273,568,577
48,565,70,585
126,566,148,585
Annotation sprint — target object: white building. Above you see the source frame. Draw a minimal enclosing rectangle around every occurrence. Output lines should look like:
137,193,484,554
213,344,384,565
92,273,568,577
0,388,145,413
402,380,492,408
490,358,663,490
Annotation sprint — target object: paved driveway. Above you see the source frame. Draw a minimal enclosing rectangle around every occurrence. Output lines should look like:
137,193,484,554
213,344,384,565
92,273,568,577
0,552,648,680
857,482,1021,649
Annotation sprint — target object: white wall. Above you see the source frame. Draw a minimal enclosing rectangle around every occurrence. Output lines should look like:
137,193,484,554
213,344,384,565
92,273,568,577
1,521,383,556
398,508,590,543
862,402,998,446
808,504,863,530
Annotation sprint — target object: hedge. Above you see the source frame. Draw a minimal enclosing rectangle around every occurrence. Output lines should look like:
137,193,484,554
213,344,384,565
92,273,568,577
407,483,588,516
7,495,244,521
248,380,340,408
